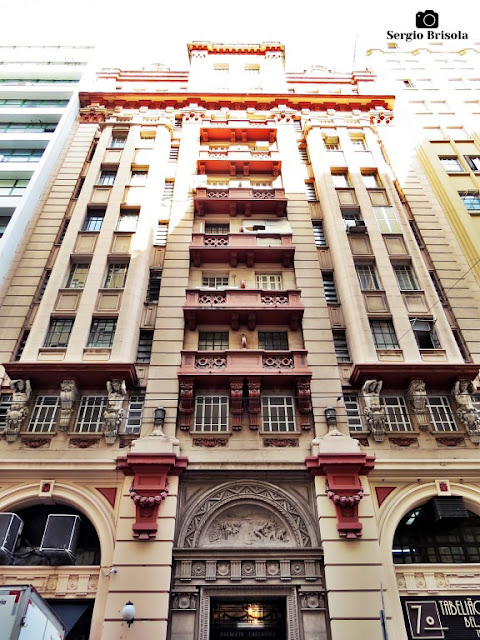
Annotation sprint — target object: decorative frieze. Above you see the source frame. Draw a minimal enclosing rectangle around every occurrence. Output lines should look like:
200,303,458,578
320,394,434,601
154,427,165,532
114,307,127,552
0,568,99,598
396,565,480,594
176,558,322,583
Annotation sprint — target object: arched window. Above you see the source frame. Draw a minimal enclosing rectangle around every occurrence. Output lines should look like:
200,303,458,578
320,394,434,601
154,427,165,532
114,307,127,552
393,499,480,564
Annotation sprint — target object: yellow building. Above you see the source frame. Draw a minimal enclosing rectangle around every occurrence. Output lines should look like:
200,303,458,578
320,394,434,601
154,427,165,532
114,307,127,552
0,41,479,640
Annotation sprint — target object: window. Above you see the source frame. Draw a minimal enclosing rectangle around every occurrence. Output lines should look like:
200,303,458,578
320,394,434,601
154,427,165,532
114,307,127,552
381,396,412,431
136,330,153,363
331,172,350,188
460,192,480,211
370,320,399,350
169,146,179,161
75,396,108,433
82,209,105,232
130,170,148,186
0,178,29,196
116,209,139,231
194,396,229,432
73,177,85,199
87,318,117,348
344,394,363,431
312,221,327,247
163,180,174,199
298,146,309,163
255,274,283,290
350,136,367,150
262,396,296,432
56,219,69,244
27,396,60,433
104,263,128,289
0,215,9,237
0,394,13,430
0,148,43,162
427,396,457,431
412,319,441,349
356,264,381,290
373,206,402,233
66,263,89,289
97,170,117,186
333,330,351,362
464,156,480,172
362,172,381,188
109,133,126,148
44,318,74,348
258,331,288,350
124,395,145,434
323,135,340,150
322,272,338,303
439,157,463,172
198,331,229,351
305,181,318,201
205,223,229,235
36,269,51,301
429,271,446,303
394,264,419,291
154,223,168,246
14,330,29,361
174,116,182,130
146,269,162,302
202,274,229,289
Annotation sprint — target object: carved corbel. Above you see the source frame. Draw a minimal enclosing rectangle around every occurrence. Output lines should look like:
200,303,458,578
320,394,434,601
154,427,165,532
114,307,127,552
296,378,312,430
452,379,480,443
247,377,261,430
230,378,244,431
5,378,32,442
306,453,375,539
407,379,429,429
117,453,188,540
362,379,386,442
59,379,79,431
179,379,195,431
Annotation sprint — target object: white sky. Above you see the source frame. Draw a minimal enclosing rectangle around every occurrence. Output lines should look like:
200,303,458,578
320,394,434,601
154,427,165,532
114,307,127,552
2,0,477,72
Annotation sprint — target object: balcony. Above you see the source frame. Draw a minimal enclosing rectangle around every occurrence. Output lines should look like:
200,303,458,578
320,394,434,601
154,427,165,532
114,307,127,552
194,187,287,217
190,232,294,267
197,149,281,176
184,288,304,330
200,119,277,143
178,349,311,381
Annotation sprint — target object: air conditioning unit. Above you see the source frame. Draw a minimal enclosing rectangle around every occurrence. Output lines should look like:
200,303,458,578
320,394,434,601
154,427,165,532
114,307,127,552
347,220,367,234
39,514,81,565
0,513,23,565
430,496,469,522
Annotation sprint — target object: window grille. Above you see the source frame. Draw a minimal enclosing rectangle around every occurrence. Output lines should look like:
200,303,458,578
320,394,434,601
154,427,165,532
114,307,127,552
87,318,117,348
381,396,412,431
136,330,153,363
344,394,363,431
370,320,399,350
75,396,108,433
146,269,162,302
322,272,338,303
198,331,229,351
124,395,145,434
261,396,296,432
194,396,229,432
394,265,418,291
255,274,283,290
333,331,351,362
44,318,74,348
258,331,288,350
356,264,381,290
27,396,60,433
427,396,457,431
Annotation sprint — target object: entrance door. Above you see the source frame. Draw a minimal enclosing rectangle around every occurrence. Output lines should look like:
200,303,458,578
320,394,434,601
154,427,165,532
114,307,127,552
210,598,286,640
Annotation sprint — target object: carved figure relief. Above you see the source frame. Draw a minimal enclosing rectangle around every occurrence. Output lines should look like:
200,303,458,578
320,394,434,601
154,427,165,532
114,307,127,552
204,506,291,547
6,378,32,441
362,379,386,441
59,379,79,430
452,379,480,443
103,379,126,444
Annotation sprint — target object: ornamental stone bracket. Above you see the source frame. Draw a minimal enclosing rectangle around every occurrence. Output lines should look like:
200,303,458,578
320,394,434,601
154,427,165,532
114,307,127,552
117,452,188,540
305,452,375,540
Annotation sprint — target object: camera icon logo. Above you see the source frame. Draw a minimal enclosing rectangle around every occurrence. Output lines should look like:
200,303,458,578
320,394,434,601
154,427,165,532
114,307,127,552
416,10,439,28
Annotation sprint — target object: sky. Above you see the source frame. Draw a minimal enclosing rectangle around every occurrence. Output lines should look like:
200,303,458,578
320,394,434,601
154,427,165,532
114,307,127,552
2,0,478,72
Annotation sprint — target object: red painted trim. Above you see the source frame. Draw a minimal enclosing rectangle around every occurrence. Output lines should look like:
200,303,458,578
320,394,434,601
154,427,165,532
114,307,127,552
117,453,188,540
96,488,117,508
375,486,396,507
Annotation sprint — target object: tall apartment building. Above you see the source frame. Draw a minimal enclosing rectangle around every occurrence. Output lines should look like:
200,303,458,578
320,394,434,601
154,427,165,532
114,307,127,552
0,46,94,290
0,41,479,640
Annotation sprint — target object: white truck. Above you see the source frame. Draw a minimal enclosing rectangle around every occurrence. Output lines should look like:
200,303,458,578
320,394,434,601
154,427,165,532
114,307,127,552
0,585,65,640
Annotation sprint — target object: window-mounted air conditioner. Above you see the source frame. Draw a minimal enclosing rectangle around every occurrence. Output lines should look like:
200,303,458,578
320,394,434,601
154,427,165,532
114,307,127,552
347,220,367,234
39,514,81,565
430,496,469,522
0,513,23,565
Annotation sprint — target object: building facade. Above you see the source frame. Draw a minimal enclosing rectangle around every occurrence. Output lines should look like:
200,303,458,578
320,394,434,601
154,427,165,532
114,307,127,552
0,45,94,291
0,41,479,640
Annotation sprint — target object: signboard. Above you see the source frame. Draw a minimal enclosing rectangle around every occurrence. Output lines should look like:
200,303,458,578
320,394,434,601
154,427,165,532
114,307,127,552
401,596,480,639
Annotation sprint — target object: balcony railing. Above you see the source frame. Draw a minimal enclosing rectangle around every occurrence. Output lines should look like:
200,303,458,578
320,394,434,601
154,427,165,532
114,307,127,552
178,349,311,378
190,232,294,267
197,150,281,176
184,288,303,330
194,187,287,216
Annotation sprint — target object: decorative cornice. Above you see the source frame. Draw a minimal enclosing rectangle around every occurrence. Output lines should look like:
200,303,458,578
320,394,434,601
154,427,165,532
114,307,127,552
350,363,479,390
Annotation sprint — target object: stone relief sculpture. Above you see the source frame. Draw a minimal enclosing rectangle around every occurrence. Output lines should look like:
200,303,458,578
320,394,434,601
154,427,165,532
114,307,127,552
207,514,290,547
452,379,480,443
59,379,79,431
408,379,429,428
6,379,32,442
103,379,126,444
362,379,386,442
